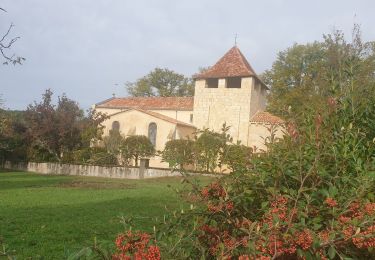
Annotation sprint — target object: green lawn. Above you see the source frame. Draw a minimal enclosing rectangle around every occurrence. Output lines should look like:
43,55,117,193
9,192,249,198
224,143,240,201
0,170,212,259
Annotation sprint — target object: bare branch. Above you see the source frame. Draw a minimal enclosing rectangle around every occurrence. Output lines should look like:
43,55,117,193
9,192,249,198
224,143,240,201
0,21,24,65
0,23,15,43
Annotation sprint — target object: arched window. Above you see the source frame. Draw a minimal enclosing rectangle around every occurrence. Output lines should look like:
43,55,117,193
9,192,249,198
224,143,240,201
148,122,157,146
112,121,120,132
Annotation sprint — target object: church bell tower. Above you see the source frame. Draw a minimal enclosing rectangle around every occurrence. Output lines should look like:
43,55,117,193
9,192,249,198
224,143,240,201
192,46,268,145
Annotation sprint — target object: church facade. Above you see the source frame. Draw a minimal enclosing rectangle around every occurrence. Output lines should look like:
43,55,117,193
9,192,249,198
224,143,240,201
93,46,284,168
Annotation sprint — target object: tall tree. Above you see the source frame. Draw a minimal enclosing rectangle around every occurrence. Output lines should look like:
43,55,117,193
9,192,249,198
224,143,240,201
0,97,10,163
126,68,194,97
262,25,375,119
25,89,106,162
0,97,28,164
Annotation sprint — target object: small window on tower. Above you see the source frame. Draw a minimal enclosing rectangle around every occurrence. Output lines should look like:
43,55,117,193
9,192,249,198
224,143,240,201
190,114,193,123
226,77,241,88
206,78,218,88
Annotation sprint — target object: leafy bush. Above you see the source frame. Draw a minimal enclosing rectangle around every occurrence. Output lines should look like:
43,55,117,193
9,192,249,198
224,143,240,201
161,139,194,169
121,135,155,166
87,150,118,166
103,130,124,156
161,125,251,174
221,144,253,173
154,84,375,258
69,147,110,165
194,125,231,173
26,144,59,163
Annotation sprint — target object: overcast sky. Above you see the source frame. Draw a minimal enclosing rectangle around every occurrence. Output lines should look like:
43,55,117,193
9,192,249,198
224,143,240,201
1,0,374,110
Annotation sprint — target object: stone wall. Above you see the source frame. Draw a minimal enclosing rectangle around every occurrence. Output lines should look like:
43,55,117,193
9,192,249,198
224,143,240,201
3,161,182,179
193,78,254,144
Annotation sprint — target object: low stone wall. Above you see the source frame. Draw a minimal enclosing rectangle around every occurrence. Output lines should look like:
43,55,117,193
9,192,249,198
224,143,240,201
3,161,181,179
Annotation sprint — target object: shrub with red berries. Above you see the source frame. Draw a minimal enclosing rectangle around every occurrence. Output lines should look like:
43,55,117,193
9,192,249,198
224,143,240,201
155,86,375,259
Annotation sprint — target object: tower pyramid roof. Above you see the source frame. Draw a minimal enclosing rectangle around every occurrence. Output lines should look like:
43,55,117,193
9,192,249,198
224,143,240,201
194,46,258,79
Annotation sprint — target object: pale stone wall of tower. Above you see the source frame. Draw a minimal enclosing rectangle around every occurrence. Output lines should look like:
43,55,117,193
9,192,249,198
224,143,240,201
193,77,255,144
249,80,267,118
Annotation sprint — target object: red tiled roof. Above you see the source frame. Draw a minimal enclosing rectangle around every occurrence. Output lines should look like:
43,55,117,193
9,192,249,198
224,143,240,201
96,96,194,110
193,46,257,79
110,108,195,128
250,111,284,124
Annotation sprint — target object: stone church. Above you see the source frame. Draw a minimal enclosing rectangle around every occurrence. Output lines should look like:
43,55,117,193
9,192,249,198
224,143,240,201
93,46,284,167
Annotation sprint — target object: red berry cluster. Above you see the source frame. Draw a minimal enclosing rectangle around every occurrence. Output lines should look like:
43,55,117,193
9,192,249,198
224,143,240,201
112,230,161,260
201,182,226,199
198,224,249,258
324,197,338,207
264,196,290,225
199,224,220,255
318,230,330,243
253,196,315,258
201,182,235,214
337,201,375,249
295,229,313,250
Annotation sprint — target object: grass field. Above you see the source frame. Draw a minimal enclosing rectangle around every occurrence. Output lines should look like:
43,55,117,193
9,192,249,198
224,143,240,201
0,170,212,259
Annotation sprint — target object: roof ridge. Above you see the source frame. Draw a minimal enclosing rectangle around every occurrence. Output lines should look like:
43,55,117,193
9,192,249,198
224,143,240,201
95,96,194,110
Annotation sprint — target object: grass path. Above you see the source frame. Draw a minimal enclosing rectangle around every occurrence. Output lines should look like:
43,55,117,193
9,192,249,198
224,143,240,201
0,170,212,259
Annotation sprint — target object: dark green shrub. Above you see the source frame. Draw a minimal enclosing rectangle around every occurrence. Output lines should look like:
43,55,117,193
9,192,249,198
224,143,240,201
87,151,118,166
161,139,194,169
221,144,252,173
103,130,124,155
121,135,155,166
194,125,231,173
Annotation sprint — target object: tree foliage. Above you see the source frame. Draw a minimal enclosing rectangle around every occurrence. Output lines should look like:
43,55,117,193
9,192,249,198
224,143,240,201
0,110,28,164
126,68,194,97
194,125,231,173
121,135,155,166
161,125,252,174
103,130,124,156
221,144,252,173
161,139,195,170
263,25,375,120
25,89,106,162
